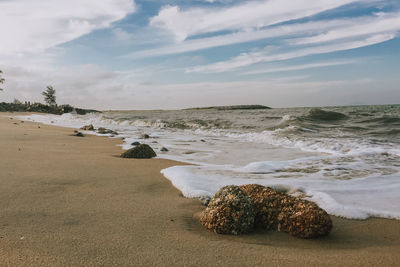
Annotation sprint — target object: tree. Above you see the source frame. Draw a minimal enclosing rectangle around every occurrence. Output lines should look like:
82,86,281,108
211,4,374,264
0,70,5,91
42,85,56,106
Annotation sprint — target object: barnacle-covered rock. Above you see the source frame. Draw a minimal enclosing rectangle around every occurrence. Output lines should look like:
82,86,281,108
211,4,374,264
200,185,256,235
240,184,332,238
239,184,285,230
121,144,157,159
278,198,332,238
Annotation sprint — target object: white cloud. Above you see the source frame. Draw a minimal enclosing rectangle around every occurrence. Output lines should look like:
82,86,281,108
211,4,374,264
290,12,400,45
188,33,396,73
0,0,135,55
112,28,133,40
126,18,356,58
149,0,362,42
242,60,359,75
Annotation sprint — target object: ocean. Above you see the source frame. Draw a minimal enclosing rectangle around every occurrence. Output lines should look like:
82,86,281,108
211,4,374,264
19,104,400,220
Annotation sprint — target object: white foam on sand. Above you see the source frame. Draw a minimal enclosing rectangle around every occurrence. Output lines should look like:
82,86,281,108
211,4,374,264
161,164,400,220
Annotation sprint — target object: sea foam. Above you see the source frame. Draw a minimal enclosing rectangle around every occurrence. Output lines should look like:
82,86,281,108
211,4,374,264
17,105,400,220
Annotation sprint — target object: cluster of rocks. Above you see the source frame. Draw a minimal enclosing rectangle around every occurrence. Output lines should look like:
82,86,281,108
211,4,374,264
121,144,157,159
200,184,332,239
79,124,119,135
97,127,118,135
80,124,94,131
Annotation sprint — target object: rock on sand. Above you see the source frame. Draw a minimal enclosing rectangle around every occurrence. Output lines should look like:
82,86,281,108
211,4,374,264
121,144,157,159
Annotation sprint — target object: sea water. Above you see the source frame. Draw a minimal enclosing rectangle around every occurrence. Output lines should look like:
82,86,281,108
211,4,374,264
18,105,400,220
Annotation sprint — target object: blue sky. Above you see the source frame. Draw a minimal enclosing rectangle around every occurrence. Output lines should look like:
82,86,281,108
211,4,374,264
0,0,399,109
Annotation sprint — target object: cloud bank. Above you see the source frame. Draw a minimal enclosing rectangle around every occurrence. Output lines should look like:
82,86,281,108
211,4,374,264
0,0,136,55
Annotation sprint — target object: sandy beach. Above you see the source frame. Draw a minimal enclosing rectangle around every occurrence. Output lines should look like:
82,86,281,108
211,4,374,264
0,112,399,266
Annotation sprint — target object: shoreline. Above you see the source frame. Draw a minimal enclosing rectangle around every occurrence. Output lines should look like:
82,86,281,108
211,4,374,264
1,112,399,266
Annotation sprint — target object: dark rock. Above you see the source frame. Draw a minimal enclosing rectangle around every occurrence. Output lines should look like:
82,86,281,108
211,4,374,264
121,144,157,159
131,141,141,146
200,185,256,235
198,196,211,206
74,132,84,137
97,127,118,135
140,133,150,139
160,147,169,152
97,127,108,134
80,124,94,131
200,139,206,142
240,184,332,238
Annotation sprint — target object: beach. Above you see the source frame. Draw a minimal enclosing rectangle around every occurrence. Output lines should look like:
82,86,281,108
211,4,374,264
1,113,399,266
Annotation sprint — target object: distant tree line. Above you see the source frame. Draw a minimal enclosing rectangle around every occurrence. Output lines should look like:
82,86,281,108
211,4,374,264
0,69,98,115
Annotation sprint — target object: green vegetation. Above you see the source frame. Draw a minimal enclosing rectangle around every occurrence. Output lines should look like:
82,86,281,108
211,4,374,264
0,70,5,91
42,85,56,106
0,72,98,114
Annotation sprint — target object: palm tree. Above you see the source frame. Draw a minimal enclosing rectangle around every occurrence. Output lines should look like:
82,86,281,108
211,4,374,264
42,85,57,106
0,70,5,91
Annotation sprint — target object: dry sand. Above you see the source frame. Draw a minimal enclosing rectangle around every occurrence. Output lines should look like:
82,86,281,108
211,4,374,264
0,112,399,266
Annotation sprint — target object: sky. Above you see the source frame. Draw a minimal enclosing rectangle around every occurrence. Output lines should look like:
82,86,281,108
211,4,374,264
0,0,399,110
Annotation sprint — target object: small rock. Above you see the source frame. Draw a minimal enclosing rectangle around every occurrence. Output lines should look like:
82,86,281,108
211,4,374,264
131,141,141,146
198,196,211,206
80,124,94,131
200,185,256,235
160,147,169,152
121,144,157,159
201,139,206,142
97,127,118,135
140,133,150,139
74,132,84,137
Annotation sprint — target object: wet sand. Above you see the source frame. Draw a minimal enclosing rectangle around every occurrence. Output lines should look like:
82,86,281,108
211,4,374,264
1,113,399,266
